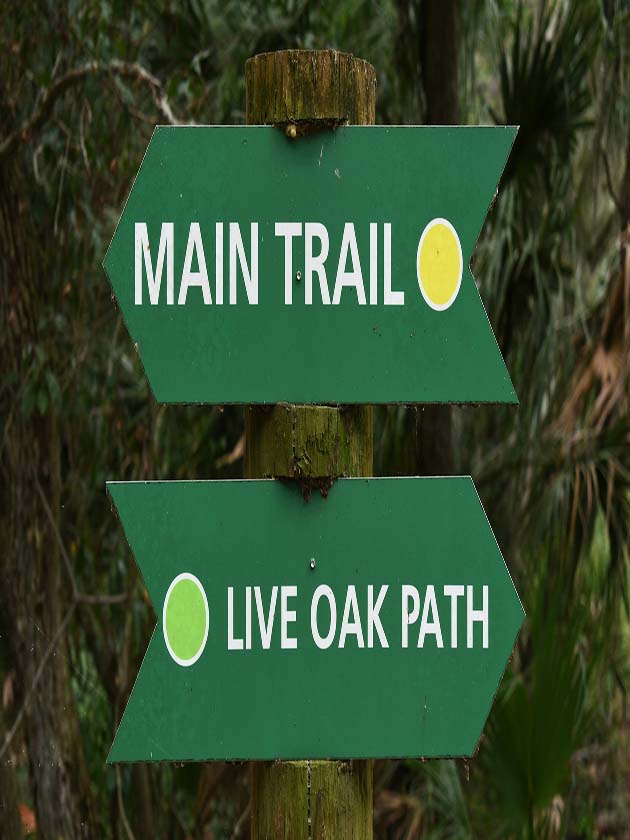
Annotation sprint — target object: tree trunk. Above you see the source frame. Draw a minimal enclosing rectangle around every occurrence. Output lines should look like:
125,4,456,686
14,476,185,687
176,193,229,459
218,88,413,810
0,706,24,840
416,0,461,474
420,0,460,125
0,153,96,838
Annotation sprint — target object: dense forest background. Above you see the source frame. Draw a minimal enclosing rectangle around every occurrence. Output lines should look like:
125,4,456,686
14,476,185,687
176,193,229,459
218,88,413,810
1,0,629,837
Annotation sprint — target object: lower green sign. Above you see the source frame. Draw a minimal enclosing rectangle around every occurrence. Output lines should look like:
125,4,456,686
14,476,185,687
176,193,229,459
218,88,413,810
107,477,523,762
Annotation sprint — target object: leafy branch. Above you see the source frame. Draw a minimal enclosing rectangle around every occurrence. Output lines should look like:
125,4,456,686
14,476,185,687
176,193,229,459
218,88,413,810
0,59,180,160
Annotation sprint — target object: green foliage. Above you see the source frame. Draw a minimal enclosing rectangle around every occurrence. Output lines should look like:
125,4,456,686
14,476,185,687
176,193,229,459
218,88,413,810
477,595,592,838
497,0,599,184
418,760,473,840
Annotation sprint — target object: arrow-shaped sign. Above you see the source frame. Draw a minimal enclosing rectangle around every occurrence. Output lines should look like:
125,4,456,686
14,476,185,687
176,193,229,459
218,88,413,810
108,477,523,762
104,126,517,404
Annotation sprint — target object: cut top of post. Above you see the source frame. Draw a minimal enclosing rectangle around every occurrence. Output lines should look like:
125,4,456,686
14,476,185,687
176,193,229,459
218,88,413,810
245,49,376,128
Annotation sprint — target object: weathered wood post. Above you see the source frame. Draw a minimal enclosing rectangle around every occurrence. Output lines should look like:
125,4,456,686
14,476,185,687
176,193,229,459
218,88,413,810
245,49,376,840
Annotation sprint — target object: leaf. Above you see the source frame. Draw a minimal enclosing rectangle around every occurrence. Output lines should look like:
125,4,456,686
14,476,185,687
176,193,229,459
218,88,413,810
21,383,37,418
45,370,62,407
37,388,48,416
19,802,36,834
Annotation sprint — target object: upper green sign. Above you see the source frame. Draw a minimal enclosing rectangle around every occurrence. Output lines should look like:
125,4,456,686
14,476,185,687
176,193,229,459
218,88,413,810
107,477,524,762
104,126,517,404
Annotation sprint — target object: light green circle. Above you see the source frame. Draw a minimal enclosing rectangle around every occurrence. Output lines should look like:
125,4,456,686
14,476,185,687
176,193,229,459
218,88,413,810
164,577,207,662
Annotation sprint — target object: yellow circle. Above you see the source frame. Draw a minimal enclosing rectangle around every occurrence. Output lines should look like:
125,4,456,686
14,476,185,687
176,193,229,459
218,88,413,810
417,219,462,310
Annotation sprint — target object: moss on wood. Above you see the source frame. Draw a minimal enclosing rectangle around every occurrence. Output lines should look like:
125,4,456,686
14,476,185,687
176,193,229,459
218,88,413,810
244,405,372,481
251,760,372,840
246,49,376,128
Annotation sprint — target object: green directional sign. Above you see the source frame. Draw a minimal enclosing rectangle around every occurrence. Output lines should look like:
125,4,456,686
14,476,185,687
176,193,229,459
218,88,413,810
104,126,517,404
107,477,523,762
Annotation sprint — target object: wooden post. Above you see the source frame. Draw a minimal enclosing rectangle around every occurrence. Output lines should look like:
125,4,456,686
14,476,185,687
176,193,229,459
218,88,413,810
245,49,376,840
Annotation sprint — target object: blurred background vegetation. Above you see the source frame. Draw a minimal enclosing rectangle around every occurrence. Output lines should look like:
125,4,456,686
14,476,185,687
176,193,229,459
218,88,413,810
1,0,629,837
